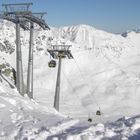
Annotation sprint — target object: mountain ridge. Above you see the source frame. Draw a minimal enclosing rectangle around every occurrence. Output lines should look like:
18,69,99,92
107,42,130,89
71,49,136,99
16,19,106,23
0,20,140,120
0,20,140,139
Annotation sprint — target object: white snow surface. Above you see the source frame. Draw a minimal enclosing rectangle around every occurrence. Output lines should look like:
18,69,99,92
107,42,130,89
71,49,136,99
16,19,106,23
0,20,140,139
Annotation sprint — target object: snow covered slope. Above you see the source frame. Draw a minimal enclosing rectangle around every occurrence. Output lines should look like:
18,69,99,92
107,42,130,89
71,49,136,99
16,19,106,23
0,80,140,139
0,20,140,139
0,20,140,122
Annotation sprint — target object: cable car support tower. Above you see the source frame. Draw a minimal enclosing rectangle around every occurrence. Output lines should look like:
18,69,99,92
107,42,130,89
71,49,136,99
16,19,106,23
1,3,32,96
1,3,50,98
47,45,73,111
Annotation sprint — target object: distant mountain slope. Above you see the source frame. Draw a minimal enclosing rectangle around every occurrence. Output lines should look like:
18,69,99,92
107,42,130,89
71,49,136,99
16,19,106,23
0,20,140,139
0,20,140,122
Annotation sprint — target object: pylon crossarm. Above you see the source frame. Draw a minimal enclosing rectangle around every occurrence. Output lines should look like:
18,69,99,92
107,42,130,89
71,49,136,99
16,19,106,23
2,3,33,13
1,2,32,30
1,2,50,30
47,45,73,59
2,3,33,7
32,12,47,19
23,14,50,30
52,45,71,50
3,11,31,16
2,15,30,30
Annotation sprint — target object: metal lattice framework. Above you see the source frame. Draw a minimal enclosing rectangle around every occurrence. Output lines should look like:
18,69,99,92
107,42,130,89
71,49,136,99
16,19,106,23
23,12,50,30
3,15,30,30
1,3,50,30
47,45,73,59
2,3,32,14
0,3,32,30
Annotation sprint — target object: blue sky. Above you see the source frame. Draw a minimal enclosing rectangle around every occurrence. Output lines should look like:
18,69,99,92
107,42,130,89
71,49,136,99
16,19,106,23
0,0,140,33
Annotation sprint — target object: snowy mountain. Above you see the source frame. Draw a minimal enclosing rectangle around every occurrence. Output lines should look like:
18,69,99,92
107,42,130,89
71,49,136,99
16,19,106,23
121,28,140,37
0,20,140,139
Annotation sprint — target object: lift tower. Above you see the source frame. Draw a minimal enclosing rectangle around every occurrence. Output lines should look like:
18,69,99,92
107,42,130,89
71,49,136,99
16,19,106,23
1,3,32,96
47,45,73,111
1,3,50,98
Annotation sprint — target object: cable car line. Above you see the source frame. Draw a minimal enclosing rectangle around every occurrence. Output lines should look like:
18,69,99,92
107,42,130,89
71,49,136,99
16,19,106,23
61,69,82,106
72,57,102,115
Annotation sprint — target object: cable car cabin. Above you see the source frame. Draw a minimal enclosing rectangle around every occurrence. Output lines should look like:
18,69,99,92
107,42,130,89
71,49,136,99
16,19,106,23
96,110,101,116
48,60,56,68
58,52,66,58
88,118,92,122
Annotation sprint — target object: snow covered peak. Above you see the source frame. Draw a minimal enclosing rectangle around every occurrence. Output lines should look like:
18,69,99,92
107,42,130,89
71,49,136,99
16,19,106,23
0,19,140,121
0,20,130,55
62,24,97,33
0,19,140,139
